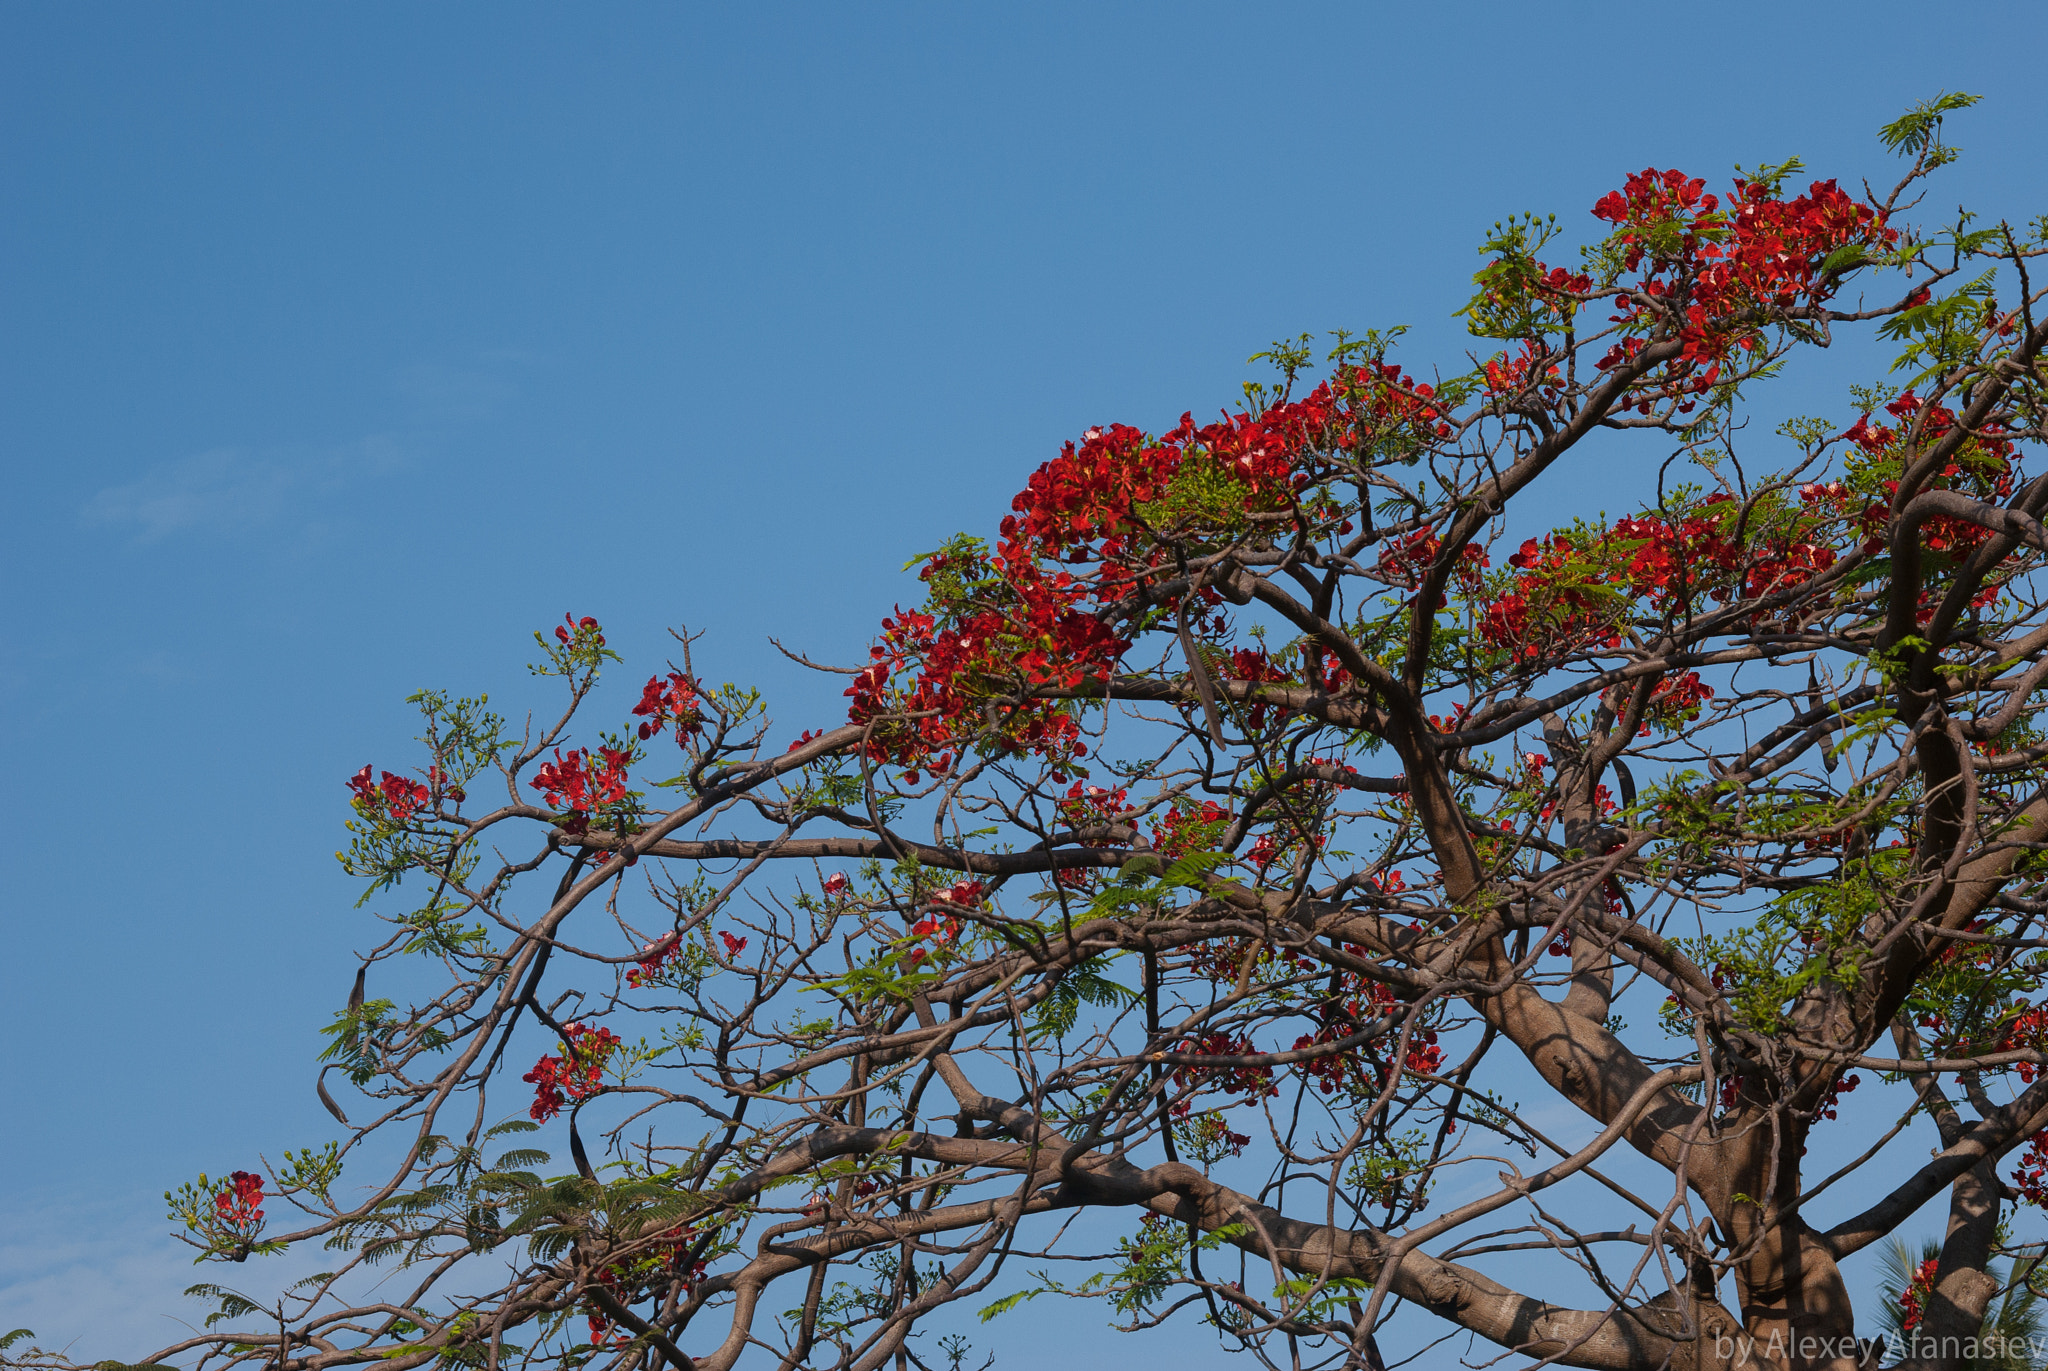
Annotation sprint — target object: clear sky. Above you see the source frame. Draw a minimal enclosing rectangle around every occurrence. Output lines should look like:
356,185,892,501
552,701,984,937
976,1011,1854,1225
4,3,2047,1362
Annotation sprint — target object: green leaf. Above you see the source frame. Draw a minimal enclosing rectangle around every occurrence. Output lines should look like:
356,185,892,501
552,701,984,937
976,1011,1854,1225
183,1283,265,1329
977,1289,1045,1322
1819,243,1868,276
1878,91,1980,159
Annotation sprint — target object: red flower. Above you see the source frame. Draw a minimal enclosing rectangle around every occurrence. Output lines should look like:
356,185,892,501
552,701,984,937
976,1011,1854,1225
522,1022,621,1122
529,747,633,817
211,1170,266,1240
632,671,705,744
935,880,984,908
554,613,604,646
1171,1032,1277,1103
1152,800,1231,859
1899,1256,1941,1331
347,765,430,822
840,363,1452,776
626,937,678,988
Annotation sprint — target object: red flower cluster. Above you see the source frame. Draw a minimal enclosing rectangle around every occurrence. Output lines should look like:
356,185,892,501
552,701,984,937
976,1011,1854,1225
1847,393,2019,568
894,881,980,963
1245,820,1331,873
905,916,960,964
1043,369,1448,569
1001,383,1391,568
2006,1006,2048,1084
529,747,633,833
1591,170,1898,404
1292,978,1440,1095
1053,782,1132,886
846,365,1451,774
523,1021,622,1122
2015,1130,2048,1209
1482,533,1622,663
1897,1254,1941,1332
1481,494,1842,664
1293,1018,1373,1094
555,614,604,647
1219,646,1300,730
584,1221,708,1348
1404,1029,1443,1077
632,671,705,744
1058,780,1131,831
1483,340,1564,396
1176,1110,1255,1159
1171,1032,1277,1110
1812,1071,1860,1123
934,879,984,908
718,930,749,960
1152,800,1231,859
1925,1001,2048,1082
845,578,1121,777
1374,525,1490,604
626,937,678,988
347,765,431,823
1646,671,1715,727
213,1170,265,1236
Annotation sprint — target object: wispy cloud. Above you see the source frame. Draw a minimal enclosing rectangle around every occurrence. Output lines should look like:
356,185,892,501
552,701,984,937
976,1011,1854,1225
81,435,409,543
394,362,518,424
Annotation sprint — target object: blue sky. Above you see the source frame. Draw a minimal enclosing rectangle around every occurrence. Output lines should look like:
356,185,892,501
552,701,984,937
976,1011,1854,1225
4,3,2047,1362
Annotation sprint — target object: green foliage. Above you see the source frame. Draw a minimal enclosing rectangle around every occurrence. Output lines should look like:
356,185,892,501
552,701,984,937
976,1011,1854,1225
528,618,618,679
1462,213,1572,339
330,1146,652,1272
336,692,503,903
279,1143,343,1205
398,896,490,959
1171,1109,1251,1167
318,997,399,1085
908,534,1004,630
1878,91,1981,165
1345,1128,1435,1212
1690,846,1911,1034
1247,334,1318,394
1733,156,1807,196
1101,1211,1186,1316
1029,956,1136,1042
182,1286,264,1331
164,1173,284,1262
1272,1274,1376,1322
411,690,505,789
976,1288,1047,1323
1081,850,1231,917
1881,266,2000,385
1136,453,1257,534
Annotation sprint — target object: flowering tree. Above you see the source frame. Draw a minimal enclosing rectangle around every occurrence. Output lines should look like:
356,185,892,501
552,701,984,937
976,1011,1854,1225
21,93,2048,1371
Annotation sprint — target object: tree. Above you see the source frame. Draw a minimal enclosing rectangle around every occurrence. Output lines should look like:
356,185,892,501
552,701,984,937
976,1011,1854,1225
14,92,2048,1371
